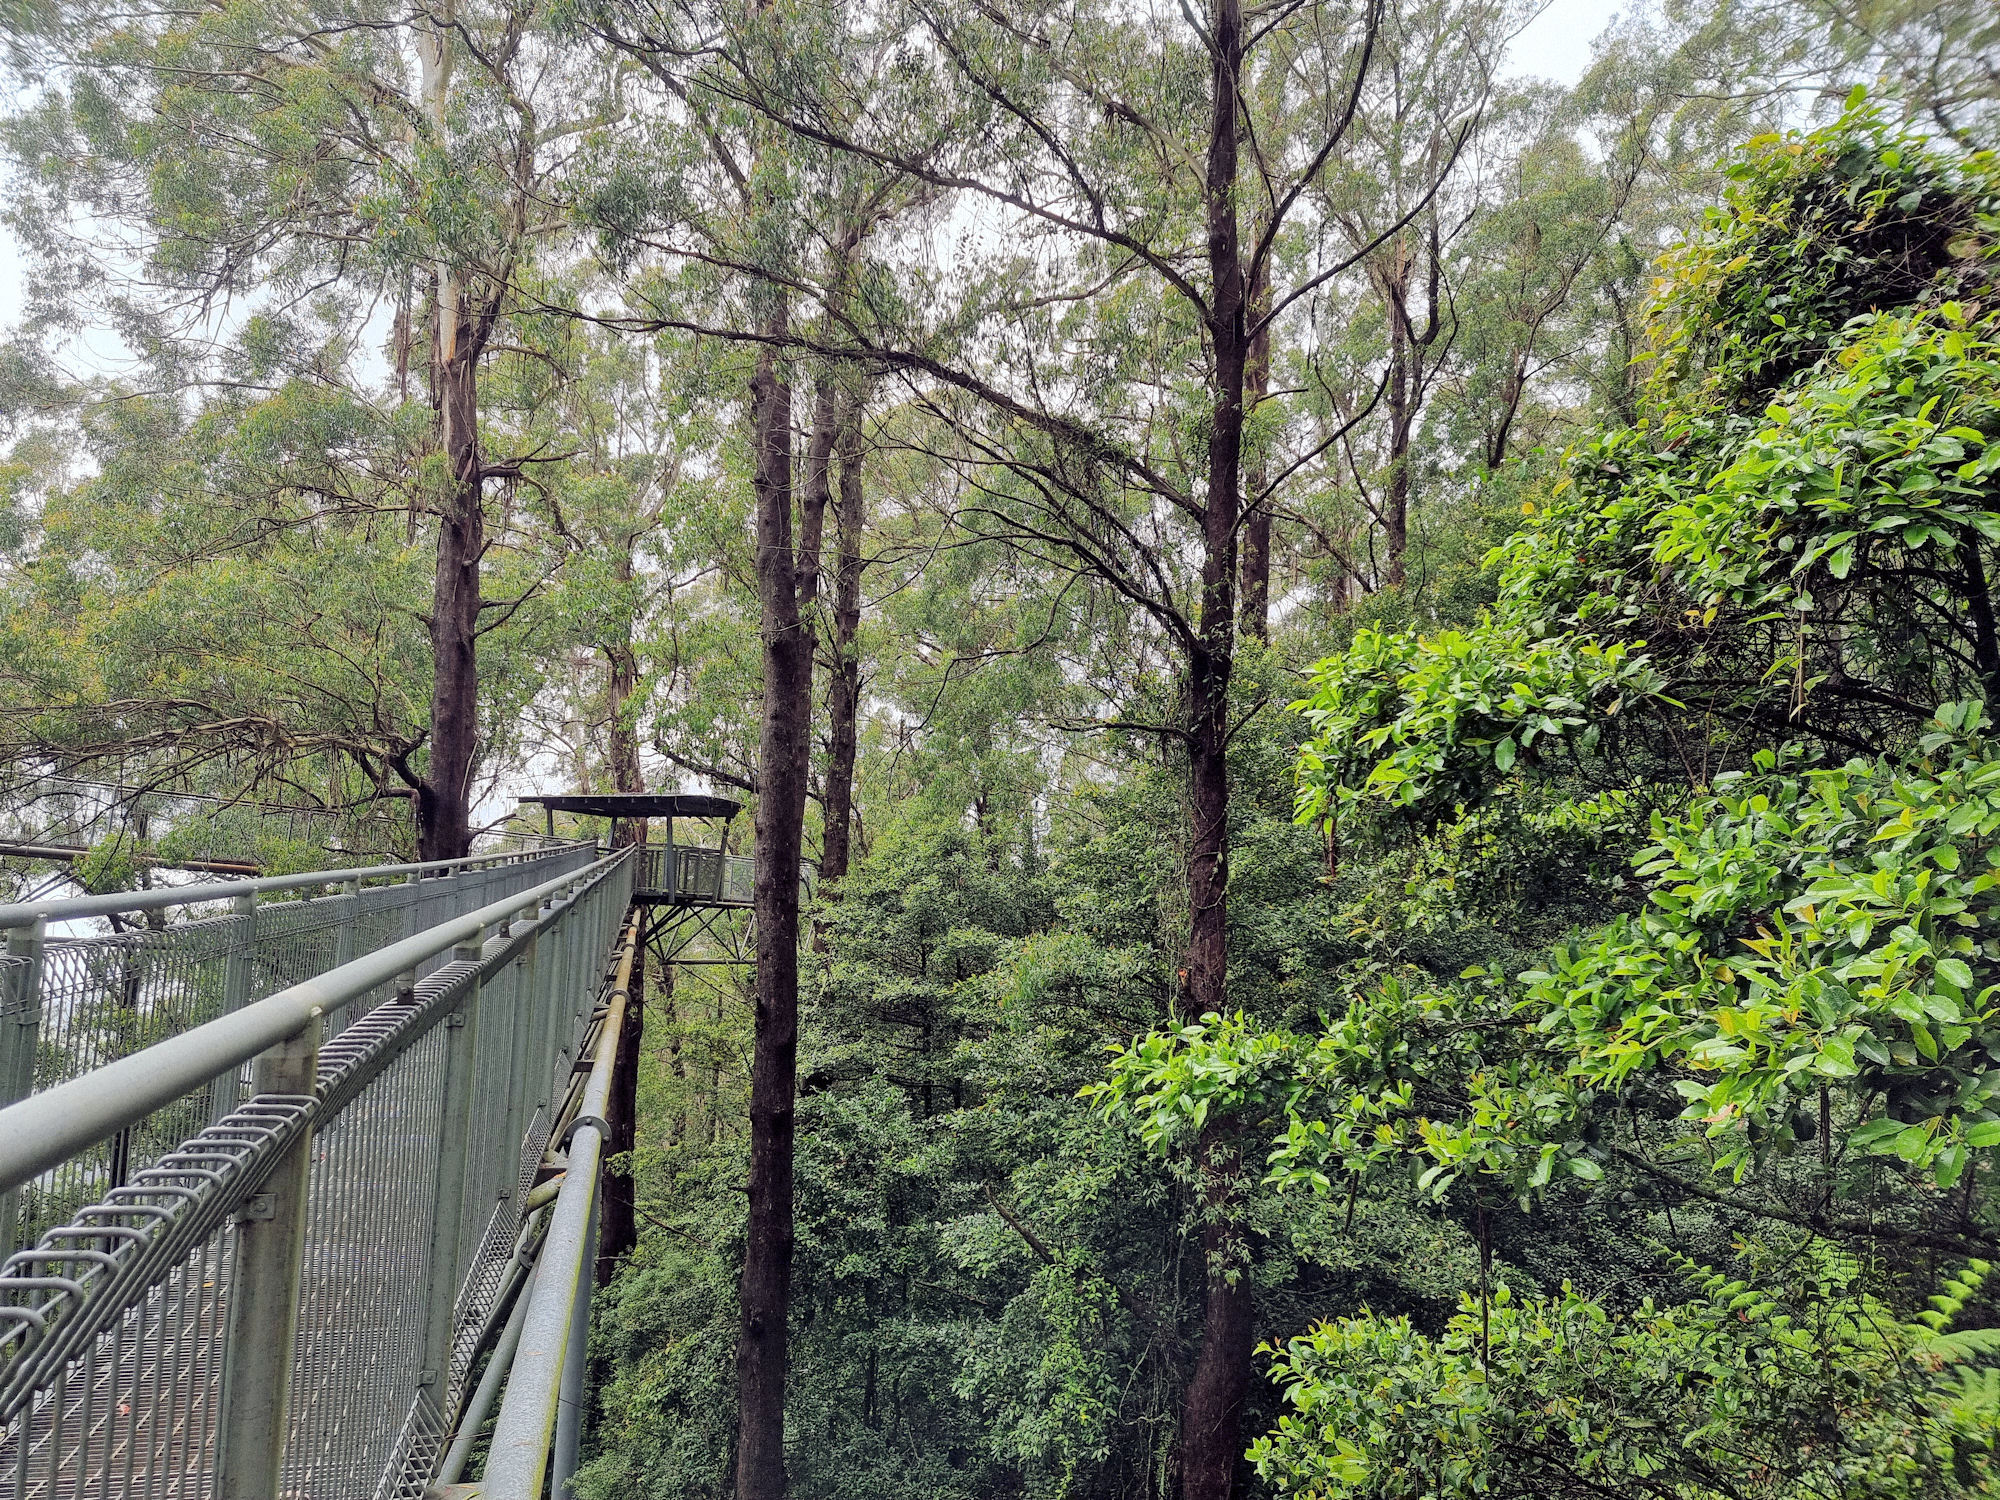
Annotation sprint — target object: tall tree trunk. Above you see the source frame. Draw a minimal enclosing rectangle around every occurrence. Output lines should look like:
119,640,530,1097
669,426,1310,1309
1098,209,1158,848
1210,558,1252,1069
602,582,646,1270
1180,1130,1257,1500
821,399,866,888
1238,249,1273,643
1180,2,1253,1497
736,318,814,1500
419,292,484,862
1381,249,1412,592
416,15,480,864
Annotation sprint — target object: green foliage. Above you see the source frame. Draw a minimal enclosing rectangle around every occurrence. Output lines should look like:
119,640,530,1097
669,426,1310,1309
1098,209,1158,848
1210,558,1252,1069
1251,1250,2000,1499
1109,104,2000,1500
1293,624,1665,828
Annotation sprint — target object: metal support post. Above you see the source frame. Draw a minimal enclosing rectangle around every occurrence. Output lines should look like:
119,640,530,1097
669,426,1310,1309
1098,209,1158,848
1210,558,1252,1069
332,877,361,1033
215,1015,320,1500
416,931,485,1421
496,935,533,1209
0,918,46,1254
211,891,257,1122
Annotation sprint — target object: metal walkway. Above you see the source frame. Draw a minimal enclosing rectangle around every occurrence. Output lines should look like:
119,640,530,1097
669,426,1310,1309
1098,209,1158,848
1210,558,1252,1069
0,841,655,1499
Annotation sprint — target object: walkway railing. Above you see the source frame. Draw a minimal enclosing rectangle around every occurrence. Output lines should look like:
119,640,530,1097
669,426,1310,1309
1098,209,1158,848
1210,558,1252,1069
634,843,754,905
0,843,636,1499
0,844,590,1255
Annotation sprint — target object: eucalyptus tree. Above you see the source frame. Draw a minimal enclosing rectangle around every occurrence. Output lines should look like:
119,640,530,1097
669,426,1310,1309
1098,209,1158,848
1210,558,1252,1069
653,1,1509,1492
1681,0,2000,142
1,0,621,854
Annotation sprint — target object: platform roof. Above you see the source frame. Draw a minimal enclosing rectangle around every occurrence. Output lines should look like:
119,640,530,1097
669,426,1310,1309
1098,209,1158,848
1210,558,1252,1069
521,793,742,820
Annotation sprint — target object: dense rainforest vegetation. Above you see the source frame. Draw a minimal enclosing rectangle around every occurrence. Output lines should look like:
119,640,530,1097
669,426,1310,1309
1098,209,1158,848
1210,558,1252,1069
5,1,2000,1497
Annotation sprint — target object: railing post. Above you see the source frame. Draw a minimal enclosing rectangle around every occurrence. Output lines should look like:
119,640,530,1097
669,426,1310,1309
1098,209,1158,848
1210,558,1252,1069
332,877,362,1033
495,929,533,1212
417,926,487,1422
211,891,257,1122
0,918,46,1254
215,1015,320,1500
334,877,361,968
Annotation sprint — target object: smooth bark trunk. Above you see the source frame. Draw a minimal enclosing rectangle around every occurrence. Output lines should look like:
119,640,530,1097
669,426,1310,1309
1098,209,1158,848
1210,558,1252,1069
418,289,483,863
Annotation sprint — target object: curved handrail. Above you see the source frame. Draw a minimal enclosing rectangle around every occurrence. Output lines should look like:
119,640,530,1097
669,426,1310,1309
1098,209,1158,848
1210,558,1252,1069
0,849,627,1194
0,841,584,929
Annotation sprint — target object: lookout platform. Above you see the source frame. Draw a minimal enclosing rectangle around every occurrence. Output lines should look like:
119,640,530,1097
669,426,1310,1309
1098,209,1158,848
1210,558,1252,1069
521,792,752,907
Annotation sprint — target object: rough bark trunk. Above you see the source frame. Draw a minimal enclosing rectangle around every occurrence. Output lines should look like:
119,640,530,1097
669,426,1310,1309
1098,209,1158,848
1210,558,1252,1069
601,931,644,1277
1180,2,1253,1497
1238,251,1273,643
1179,1131,1257,1500
821,401,866,888
736,320,814,1500
1382,254,1412,592
601,597,646,1270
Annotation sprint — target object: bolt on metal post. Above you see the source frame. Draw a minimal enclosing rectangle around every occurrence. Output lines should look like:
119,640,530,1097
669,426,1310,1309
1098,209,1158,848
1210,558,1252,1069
0,918,46,1255
214,1014,321,1500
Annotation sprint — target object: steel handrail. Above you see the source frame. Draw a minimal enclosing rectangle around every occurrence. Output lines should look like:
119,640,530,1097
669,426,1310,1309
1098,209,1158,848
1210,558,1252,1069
476,912,638,1499
0,841,584,930
0,850,628,1195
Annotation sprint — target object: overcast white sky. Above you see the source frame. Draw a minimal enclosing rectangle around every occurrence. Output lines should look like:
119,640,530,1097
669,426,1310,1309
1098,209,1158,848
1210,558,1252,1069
0,0,1622,352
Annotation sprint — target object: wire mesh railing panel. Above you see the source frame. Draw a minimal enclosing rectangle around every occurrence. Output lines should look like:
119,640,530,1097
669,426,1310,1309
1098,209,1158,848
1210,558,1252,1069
8,926,237,1253
0,846,631,1500
283,1024,449,1498
635,843,754,904
0,848,593,1258
0,1229,232,1500
35,919,238,1087
724,853,754,903
247,894,347,997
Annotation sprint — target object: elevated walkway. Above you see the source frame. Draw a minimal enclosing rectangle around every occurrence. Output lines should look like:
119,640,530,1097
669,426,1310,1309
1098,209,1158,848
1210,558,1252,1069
0,840,659,1499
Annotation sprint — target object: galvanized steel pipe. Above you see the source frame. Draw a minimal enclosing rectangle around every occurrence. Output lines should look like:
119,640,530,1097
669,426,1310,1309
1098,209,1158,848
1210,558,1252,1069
0,843,581,929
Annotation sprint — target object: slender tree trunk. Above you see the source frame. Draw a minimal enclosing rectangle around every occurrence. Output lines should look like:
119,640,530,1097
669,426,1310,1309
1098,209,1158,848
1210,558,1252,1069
602,589,646,1270
736,317,814,1500
1381,253,1412,592
1180,3,1253,1497
821,399,866,888
1238,250,1273,643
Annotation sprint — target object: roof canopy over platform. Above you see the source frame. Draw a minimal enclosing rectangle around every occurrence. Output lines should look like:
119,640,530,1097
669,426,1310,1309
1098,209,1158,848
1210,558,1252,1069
522,793,742,820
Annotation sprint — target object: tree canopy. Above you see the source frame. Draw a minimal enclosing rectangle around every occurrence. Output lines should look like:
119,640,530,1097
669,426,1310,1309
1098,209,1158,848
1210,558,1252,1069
5,4,2000,1500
